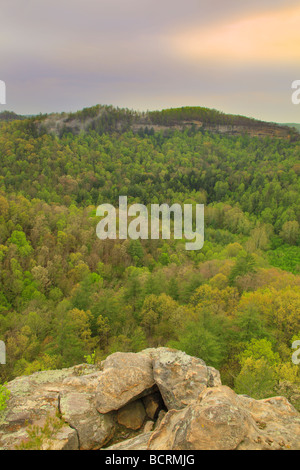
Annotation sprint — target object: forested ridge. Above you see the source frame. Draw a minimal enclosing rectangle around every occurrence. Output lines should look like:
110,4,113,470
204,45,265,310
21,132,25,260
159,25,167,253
0,105,299,410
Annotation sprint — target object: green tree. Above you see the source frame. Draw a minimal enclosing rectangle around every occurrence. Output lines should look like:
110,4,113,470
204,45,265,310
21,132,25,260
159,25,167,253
0,383,10,413
235,357,277,399
170,321,224,369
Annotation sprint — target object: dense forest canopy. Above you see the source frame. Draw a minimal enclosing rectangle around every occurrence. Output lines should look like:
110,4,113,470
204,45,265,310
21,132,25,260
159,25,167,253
0,105,299,410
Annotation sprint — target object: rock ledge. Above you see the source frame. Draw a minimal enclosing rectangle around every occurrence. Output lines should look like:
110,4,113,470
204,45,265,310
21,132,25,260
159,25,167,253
0,348,299,450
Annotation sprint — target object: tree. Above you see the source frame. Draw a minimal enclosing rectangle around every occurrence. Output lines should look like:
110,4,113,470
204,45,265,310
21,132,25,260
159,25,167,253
170,321,224,369
280,221,299,245
141,294,183,344
234,339,281,399
0,383,10,413
234,306,268,343
8,230,33,257
229,254,256,286
235,357,277,399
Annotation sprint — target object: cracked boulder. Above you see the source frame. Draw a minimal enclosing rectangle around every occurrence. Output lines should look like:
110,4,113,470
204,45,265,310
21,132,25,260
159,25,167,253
148,386,300,450
0,368,82,450
143,392,163,420
95,352,156,414
60,391,115,450
144,348,221,410
117,400,146,430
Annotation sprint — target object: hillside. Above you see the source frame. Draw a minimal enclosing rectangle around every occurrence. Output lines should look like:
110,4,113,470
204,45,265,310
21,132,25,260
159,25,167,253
0,111,26,122
36,105,298,140
1,105,297,139
0,104,299,417
283,123,300,133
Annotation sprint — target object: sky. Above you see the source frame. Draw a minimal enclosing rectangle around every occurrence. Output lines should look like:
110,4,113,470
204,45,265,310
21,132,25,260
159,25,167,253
1,0,300,122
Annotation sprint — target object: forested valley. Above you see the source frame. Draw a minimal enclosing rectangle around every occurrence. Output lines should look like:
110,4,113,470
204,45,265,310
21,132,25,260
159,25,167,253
0,106,299,410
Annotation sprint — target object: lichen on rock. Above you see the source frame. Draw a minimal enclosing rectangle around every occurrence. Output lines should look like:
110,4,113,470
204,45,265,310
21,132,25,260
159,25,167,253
0,348,299,451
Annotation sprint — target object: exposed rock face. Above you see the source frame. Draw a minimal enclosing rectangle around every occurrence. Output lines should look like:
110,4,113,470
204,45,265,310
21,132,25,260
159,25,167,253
96,352,156,414
0,348,299,450
60,391,115,449
148,386,290,450
105,432,152,451
149,386,254,450
0,368,81,450
237,395,300,450
145,348,221,410
40,107,296,141
117,400,146,430
143,392,162,420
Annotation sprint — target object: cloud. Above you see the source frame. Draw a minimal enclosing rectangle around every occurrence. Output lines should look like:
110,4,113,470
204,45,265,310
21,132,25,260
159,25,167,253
169,4,300,65
1,0,300,121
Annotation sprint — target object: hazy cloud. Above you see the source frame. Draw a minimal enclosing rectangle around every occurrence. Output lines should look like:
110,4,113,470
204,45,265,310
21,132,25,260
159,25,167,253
1,0,300,121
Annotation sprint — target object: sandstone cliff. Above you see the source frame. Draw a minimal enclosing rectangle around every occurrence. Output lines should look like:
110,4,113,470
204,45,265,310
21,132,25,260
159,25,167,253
0,348,299,450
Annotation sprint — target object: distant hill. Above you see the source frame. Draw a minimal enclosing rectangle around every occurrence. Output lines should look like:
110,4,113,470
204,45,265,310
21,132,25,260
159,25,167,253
1,106,299,140
281,123,300,133
0,110,26,122
36,105,299,141
1,105,297,140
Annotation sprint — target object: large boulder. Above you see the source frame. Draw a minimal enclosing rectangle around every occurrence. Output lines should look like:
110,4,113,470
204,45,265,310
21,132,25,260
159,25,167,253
60,391,115,450
117,400,146,430
0,367,87,450
104,432,152,451
95,352,156,414
0,364,103,450
144,348,221,410
148,386,300,450
238,394,300,450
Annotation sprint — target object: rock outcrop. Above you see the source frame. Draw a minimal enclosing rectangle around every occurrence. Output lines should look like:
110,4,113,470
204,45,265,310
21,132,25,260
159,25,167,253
148,386,300,450
95,352,156,414
148,348,221,410
0,348,299,450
